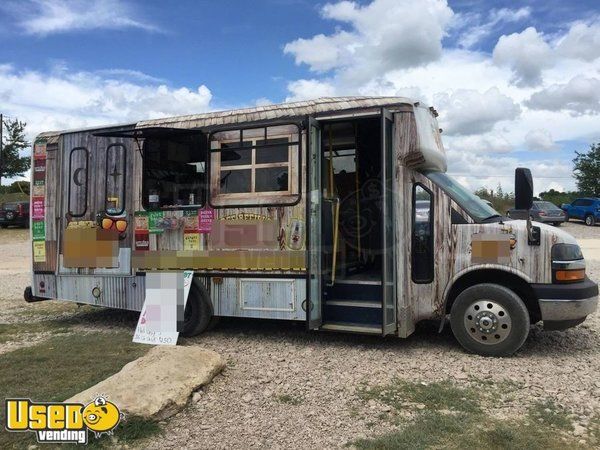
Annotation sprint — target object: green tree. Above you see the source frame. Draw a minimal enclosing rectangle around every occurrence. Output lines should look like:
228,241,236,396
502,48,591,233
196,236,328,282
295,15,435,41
538,189,580,207
573,143,600,197
1,118,30,186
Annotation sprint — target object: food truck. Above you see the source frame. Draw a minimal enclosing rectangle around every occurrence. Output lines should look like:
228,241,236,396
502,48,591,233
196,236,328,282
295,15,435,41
25,97,598,356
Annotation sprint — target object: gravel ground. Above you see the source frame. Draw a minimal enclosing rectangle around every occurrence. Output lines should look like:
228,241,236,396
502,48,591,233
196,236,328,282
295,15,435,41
0,223,598,448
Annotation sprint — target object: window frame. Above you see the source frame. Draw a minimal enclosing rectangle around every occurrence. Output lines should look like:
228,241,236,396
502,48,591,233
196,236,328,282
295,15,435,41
208,123,302,208
141,135,207,211
411,182,435,284
104,143,127,216
67,146,89,218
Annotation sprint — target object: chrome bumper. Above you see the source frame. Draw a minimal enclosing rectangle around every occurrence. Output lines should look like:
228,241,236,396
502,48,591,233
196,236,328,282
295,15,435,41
539,295,598,321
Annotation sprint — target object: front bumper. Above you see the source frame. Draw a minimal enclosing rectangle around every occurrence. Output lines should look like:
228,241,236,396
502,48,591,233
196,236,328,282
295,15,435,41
532,277,598,329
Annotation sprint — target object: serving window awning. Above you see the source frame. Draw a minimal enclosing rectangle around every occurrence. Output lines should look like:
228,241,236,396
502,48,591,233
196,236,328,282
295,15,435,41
92,126,203,139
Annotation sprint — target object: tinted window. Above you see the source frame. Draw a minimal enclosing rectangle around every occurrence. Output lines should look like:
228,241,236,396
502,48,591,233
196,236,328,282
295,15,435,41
210,124,300,204
105,144,127,215
68,147,89,217
534,201,560,210
412,184,434,283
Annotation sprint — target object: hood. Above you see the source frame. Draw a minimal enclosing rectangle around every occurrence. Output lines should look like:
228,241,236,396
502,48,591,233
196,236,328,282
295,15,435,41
506,219,578,246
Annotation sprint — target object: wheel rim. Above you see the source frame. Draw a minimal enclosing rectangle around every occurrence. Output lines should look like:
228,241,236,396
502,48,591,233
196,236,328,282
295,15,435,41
463,300,512,345
586,216,592,225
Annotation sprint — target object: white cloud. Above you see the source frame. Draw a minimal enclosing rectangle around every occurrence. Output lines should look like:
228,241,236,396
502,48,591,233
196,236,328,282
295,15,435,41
555,21,600,61
445,133,514,154
283,0,454,82
285,79,337,102
492,27,553,87
525,76,600,115
433,87,521,135
445,148,574,194
0,64,212,140
2,0,160,35
524,129,558,151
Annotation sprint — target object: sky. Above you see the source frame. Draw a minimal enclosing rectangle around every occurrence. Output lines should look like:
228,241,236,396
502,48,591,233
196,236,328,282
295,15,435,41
0,0,599,194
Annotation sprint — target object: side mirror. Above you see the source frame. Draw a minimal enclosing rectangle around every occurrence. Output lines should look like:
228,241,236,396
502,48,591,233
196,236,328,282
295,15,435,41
515,168,533,210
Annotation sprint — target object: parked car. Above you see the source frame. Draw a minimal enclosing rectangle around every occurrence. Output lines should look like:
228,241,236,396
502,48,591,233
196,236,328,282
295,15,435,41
507,200,566,226
0,201,30,228
561,198,600,226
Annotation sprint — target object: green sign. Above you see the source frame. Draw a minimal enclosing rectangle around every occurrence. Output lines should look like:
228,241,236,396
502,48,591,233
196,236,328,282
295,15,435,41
148,211,164,234
32,221,45,241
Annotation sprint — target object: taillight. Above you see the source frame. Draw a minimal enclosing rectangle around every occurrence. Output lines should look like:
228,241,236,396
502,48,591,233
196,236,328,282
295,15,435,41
539,211,547,216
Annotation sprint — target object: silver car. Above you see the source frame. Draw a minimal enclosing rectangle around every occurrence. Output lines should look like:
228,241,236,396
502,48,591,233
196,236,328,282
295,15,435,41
507,200,566,226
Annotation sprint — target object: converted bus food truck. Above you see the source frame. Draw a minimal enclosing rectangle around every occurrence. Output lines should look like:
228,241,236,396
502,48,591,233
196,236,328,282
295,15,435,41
26,97,598,356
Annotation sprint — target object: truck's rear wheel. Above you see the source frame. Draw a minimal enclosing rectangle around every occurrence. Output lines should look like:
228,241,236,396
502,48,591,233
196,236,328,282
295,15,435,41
450,283,530,357
181,281,213,337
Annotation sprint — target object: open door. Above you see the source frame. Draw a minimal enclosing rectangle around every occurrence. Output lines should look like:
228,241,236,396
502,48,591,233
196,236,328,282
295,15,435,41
307,117,323,329
381,108,396,335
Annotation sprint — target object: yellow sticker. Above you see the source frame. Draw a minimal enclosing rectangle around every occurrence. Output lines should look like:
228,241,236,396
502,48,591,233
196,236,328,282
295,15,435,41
33,241,46,263
183,232,200,251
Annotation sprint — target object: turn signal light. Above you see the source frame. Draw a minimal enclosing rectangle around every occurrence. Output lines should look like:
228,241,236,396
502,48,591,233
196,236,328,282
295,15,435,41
555,269,585,282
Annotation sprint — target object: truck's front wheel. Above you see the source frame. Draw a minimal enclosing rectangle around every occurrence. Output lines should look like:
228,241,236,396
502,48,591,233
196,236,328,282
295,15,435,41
450,283,530,357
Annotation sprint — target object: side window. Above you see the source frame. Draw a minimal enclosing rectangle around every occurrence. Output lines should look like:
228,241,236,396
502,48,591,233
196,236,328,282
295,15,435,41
572,200,583,206
581,200,592,207
412,184,434,283
209,124,300,207
105,144,126,215
142,134,206,210
68,147,89,217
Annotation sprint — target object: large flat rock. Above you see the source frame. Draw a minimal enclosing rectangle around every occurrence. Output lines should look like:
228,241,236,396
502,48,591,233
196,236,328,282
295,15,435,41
66,345,224,419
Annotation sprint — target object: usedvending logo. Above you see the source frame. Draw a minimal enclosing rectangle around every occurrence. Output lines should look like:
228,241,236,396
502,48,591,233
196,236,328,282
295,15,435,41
5,396,123,444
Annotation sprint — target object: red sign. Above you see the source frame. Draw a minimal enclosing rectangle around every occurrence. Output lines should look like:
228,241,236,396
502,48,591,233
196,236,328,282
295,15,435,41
32,197,45,220
135,231,150,251
198,207,215,234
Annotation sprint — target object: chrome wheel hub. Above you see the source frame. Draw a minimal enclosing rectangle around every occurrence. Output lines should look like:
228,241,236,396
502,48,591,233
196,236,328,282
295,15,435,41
464,300,512,345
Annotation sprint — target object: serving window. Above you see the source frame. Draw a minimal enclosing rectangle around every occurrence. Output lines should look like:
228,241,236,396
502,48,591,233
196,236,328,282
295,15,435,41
142,134,206,210
209,124,301,207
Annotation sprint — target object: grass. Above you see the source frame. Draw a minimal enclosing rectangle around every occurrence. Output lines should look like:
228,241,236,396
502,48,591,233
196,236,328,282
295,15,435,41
358,379,480,414
276,393,304,405
0,320,71,343
528,400,573,431
354,379,591,450
0,331,153,449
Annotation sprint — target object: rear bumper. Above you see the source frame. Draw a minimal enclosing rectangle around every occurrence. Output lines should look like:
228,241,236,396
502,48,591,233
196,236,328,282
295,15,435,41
532,277,598,328
536,216,566,223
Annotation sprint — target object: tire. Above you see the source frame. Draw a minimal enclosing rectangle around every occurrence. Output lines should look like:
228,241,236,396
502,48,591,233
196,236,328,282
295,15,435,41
553,222,561,227
585,215,596,226
450,283,530,357
564,214,570,222
181,280,214,337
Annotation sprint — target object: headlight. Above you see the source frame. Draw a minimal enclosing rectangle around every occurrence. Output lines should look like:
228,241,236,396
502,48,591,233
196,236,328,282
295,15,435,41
551,243,585,283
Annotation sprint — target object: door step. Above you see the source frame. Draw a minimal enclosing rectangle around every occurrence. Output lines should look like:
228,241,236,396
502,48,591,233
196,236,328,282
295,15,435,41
334,279,381,286
325,300,381,308
320,322,380,335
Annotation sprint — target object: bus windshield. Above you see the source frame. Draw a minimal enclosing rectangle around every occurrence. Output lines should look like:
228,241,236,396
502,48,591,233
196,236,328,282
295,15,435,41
423,171,500,222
